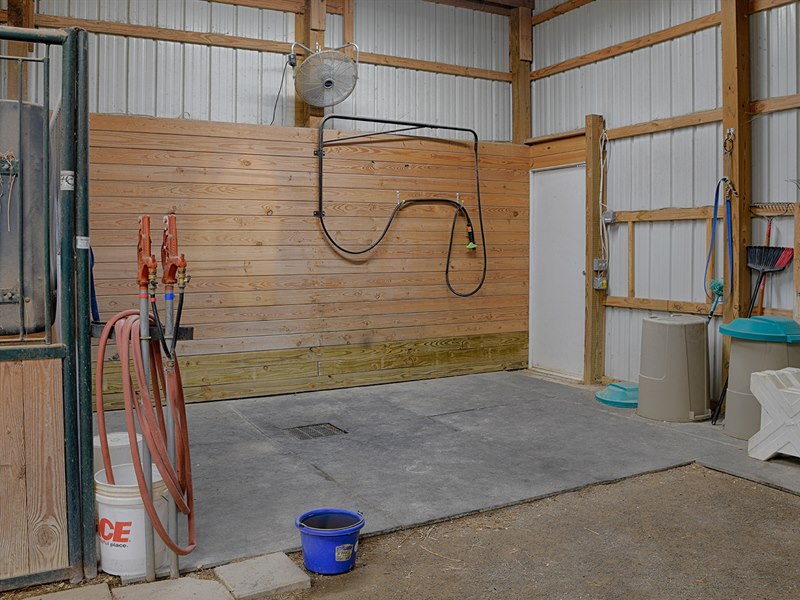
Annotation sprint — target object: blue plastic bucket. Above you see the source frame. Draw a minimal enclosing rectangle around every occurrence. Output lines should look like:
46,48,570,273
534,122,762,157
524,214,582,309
295,508,365,575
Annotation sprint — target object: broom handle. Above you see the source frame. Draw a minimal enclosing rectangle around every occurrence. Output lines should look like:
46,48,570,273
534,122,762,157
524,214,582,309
755,220,773,315
747,270,767,320
711,375,728,425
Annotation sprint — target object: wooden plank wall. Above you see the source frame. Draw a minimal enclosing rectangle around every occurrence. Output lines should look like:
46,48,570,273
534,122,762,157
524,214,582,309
529,132,585,170
90,115,530,407
0,359,68,579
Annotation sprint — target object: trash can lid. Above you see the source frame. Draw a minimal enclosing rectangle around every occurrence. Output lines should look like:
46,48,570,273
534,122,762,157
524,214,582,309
719,316,800,342
594,382,638,409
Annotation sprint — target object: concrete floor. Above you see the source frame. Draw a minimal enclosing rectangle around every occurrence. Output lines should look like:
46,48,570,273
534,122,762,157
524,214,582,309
99,370,800,571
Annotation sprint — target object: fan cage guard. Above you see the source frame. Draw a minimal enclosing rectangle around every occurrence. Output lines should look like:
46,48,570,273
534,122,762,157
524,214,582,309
291,43,359,108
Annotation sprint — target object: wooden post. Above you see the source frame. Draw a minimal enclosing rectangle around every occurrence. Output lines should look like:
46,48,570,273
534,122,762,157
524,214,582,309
721,0,751,324
340,0,356,63
7,0,34,101
719,0,751,389
296,0,327,128
584,114,606,384
342,0,354,46
627,221,635,298
509,7,532,144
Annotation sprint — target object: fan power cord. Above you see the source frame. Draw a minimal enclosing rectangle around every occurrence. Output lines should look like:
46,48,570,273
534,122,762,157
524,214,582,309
269,58,290,126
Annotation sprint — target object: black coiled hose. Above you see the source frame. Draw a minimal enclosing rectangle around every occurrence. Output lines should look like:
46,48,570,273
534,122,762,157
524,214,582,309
316,115,487,298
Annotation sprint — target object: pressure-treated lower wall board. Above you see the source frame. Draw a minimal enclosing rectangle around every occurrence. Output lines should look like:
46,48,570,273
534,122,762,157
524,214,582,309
0,359,68,580
99,332,528,409
90,115,529,403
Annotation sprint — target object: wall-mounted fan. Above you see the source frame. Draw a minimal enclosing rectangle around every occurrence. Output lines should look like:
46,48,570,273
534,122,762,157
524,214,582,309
289,42,359,108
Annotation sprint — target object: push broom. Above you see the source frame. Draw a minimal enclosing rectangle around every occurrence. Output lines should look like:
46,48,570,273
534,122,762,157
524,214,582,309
711,245,794,424
744,246,793,317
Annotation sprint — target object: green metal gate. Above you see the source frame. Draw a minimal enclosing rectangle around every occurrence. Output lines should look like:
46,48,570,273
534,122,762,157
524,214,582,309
0,25,94,590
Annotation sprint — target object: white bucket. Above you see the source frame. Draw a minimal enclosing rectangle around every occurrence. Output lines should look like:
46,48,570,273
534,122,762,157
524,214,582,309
95,463,168,577
94,433,142,475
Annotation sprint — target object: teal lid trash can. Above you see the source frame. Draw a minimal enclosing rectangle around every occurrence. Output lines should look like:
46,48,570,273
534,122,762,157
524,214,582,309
720,316,800,440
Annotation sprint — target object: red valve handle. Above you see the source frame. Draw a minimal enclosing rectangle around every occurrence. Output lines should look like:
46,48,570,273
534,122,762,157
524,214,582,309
137,215,157,288
161,214,187,286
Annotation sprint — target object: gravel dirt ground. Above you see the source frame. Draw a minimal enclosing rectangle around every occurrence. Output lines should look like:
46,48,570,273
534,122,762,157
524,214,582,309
4,464,799,600
277,464,800,600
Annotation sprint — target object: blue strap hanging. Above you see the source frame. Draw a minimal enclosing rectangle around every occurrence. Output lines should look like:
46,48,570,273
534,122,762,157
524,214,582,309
703,177,734,304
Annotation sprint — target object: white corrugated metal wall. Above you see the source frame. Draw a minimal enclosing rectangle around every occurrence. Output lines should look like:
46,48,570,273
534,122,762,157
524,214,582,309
33,0,296,124
750,3,799,328
331,0,510,141
23,0,510,140
532,0,720,135
532,0,724,387
532,0,798,392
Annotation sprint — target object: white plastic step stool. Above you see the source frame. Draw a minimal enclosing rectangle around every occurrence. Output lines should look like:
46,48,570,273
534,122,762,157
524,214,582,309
748,367,800,461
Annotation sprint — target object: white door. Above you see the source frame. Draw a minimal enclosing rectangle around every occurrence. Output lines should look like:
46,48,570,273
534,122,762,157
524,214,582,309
529,165,586,380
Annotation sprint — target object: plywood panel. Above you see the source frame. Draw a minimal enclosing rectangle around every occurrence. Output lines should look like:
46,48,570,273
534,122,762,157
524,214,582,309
0,361,27,579
90,115,529,402
0,358,67,581
22,359,67,573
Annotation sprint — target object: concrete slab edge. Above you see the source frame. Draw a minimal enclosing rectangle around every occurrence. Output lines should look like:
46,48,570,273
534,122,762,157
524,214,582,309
189,460,698,570
696,461,800,497
345,460,697,543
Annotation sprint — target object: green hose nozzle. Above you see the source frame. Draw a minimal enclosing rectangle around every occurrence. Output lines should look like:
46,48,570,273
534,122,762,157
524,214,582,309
466,226,477,249
707,278,724,323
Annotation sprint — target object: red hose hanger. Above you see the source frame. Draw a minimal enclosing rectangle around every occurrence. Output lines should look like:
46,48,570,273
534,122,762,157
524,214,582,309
95,215,196,556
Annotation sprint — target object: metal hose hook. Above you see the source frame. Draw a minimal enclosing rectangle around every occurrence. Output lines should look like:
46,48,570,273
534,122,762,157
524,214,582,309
315,114,488,297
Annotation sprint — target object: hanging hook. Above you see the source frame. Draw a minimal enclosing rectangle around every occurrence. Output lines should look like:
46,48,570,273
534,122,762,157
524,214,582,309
723,128,735,155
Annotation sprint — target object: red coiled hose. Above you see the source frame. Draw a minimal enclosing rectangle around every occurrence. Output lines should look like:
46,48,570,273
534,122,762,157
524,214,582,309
95,309,196,555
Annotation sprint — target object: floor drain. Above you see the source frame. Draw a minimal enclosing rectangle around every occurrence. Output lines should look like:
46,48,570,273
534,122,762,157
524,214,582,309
285,423,347,440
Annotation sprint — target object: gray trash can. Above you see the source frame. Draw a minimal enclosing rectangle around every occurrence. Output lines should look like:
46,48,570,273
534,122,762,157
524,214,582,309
638,314,710,422
719,316,800,440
